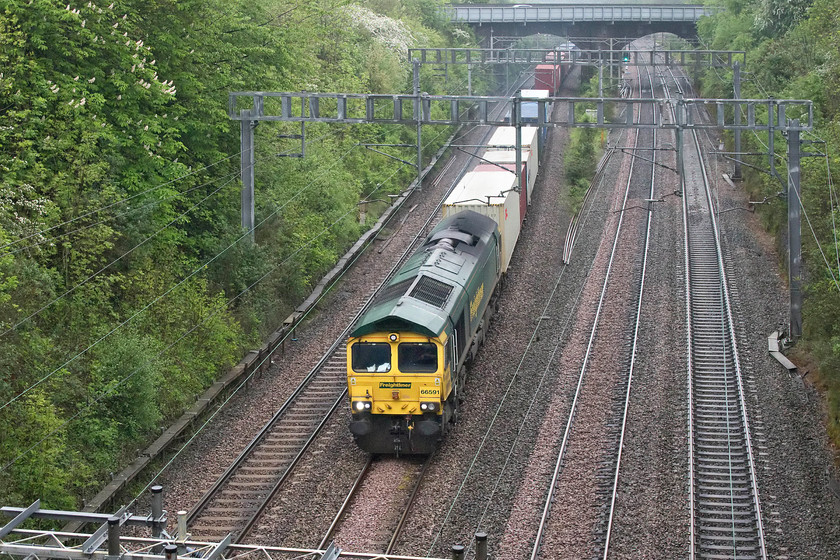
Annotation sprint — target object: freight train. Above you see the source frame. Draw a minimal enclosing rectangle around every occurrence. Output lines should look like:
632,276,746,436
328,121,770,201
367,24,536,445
345,120,542,454
535,43,574,94
344,47,570,454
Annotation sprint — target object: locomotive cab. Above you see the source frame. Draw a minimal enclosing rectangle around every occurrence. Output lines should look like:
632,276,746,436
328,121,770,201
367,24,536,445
347,331,455,454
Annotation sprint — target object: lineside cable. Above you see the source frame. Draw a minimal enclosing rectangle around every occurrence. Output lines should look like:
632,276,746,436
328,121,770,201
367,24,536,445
3,167,243,257
827,151,840,278
0,197,362,474
0,145,359,415
126,161,409,503
427,104,625,557
1,156,407,475
785,165,840,293
0,153,241,253
0,87,455,412
0,174,237,340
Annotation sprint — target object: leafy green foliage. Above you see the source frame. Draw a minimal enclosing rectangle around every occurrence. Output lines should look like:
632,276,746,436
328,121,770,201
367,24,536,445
563,72,603,213
0,0,463,508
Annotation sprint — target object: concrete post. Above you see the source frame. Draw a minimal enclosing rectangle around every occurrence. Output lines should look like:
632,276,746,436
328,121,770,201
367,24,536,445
151,485,163,539
107,516,120,557
475,532,488,560
177,510,188,553
451,545,465,560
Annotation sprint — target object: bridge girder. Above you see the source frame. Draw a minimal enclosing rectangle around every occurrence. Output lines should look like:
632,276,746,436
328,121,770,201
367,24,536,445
473,21,699,46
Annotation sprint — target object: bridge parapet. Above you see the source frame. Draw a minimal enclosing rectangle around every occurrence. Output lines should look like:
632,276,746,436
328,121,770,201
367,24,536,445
445,4,716,25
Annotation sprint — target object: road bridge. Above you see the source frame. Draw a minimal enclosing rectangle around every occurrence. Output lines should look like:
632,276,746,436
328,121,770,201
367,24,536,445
445,2,716,44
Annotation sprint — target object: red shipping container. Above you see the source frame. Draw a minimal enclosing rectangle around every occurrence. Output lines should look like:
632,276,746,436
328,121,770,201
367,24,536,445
534,64,561,94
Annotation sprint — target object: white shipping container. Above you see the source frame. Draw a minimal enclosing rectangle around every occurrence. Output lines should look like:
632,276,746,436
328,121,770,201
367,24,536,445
483,149,536,204
489,126,539,153
442,170,521,273
520,89,549,99
487,126,540,203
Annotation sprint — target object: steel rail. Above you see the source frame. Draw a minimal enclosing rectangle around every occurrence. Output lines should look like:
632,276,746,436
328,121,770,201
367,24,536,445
687,124,767,559
668,63,767,559
601,58,659,559
563,146,617,264
236,388,350,542
317,456,375,550
530,66,644,560
315,454,431,554
186,338,351,531
187,173,455,541
659,64,699,560
385,456,434,555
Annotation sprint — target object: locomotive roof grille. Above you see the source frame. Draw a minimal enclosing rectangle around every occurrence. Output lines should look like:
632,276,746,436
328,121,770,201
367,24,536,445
372,278,413,306
410,276,453,309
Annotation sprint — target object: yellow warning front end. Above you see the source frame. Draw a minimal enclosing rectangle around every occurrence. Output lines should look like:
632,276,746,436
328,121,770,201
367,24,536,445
346,331,452,454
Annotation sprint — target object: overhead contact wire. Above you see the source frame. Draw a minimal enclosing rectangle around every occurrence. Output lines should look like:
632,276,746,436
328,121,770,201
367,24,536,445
2,169,241,257
0,197,361,474
468,136,620,549
1,138,413,470
128,162,409,501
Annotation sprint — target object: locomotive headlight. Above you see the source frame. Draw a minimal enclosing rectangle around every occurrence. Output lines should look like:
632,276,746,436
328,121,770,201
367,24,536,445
421,402,437,412
420,403,428,410
354,401,369,411
389,333,399,342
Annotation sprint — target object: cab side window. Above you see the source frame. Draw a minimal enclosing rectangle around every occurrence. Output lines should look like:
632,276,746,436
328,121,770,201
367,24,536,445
445,339,452,372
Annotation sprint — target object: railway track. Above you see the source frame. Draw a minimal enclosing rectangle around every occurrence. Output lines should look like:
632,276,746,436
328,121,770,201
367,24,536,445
530,52,659,559
186,206,453,542
667,67,768,559
186,341,351,542
318,456,432,553
599,60,660,559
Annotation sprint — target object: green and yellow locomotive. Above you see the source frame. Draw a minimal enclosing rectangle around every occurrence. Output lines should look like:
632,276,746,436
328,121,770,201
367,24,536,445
346,211,502,454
